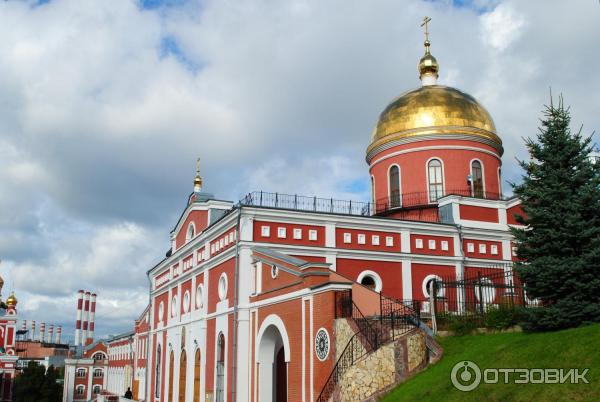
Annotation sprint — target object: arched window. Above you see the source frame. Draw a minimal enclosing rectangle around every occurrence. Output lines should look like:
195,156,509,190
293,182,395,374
215,333,225,402
388,165,401,208
357,270,383,292
76,385,85,395
179,350,187,402
93,368,103,378
498,167,503,198
428,159,444,202
193,349,201,402
92,352,106,360
93,385,101,394
186,223,195,242
155,344,162,398
168,350,175,402
471,160,484,198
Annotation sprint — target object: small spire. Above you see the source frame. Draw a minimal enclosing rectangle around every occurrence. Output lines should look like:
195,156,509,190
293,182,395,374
193,158,203,192
418,16,439,86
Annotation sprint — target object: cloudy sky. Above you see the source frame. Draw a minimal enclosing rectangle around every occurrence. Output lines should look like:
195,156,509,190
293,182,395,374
0,0,598,341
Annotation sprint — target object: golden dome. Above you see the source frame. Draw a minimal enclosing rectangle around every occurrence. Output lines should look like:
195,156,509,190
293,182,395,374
367,85,502,160
6,292,17,307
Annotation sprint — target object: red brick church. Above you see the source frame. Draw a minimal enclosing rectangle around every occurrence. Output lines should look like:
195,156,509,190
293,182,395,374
140,25,526,402
64,21,530,402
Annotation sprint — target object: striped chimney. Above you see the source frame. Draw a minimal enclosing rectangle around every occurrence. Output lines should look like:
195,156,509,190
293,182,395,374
81,291,91,345
47,324,54,343
75,290,84,346
56,326,62,344
21,320,27,341
88,293,97,343
39,322,46,343
31,321,36,341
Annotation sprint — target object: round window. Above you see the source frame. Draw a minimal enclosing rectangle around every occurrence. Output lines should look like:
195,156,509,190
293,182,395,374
195,285,204,309
315,328,330,361
218,274,228,301
183,291,190,313
171,296,178,317
271,265,278,278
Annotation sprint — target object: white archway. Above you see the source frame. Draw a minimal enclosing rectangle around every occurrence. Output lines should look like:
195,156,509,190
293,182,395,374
256,315,291,402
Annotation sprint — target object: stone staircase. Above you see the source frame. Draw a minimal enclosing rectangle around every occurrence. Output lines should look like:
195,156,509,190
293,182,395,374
316,291,442,402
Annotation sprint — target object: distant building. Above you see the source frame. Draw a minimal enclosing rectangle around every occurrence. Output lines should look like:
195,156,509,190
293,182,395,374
63,341,108,402
0,274,18,402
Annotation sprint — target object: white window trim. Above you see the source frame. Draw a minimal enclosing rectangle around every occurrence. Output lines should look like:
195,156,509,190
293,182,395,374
277,227,287,239
372,235,380,246
415,238,424,249
441,240,449,251
422,274,444,298
428,239,436,250
293,228,302,240
469,158,487,198
467,242,475,253
343,233,352,244
387,163,402,207
479,244,487,254
491,245,498,255
357,270,383,293
309,230,318,241
385,236,394,247
218,273,228,301
426,157,446,203
261,226,270,237
357,234,366,245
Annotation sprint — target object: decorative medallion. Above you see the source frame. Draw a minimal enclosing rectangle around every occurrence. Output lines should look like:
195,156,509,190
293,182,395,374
315,328,330,361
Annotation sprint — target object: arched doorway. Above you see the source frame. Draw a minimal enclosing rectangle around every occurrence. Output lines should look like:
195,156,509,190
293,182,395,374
193,349,201,402
168,350,174,402
257,324,289,402
178,350,187,402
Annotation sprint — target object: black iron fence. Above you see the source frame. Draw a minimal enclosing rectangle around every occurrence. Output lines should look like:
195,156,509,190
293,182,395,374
239,190,509,223
428,266,540,330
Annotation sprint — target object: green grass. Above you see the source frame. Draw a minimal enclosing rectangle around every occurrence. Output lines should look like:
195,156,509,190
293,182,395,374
381,324,600,402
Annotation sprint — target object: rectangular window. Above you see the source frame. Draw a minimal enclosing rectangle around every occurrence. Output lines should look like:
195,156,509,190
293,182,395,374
261,226,270,237
293,228,302,239
343,233,352,244
467,243,475,253
386,236,394,247
372,235,380,245
357,234,366,245
428,239,436,249
441,240,449,251
219,238,224,248
309,230,318,241
491,245,498,255
277,227,287,238
229,232,234,242
215,242,220,251
211,244,215,253
224,236,229,246
415,238,423,249
479,244,487,253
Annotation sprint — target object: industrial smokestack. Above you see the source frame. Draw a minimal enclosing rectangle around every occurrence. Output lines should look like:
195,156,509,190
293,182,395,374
39,322,46,343
47,324,54,343
75,290,84,347
88,293,97,343
81,291,91,345
56,326,62,344
31,321,36,341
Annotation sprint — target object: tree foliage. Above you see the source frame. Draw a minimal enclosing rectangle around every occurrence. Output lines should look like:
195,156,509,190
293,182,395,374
14,361,62,402
512,95,600,331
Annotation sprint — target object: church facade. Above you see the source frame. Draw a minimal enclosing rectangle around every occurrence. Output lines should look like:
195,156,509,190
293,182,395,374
140,30,526,402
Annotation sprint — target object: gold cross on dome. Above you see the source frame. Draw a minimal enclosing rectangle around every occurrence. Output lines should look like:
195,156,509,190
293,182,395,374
196,157,201,175
421,16,431,42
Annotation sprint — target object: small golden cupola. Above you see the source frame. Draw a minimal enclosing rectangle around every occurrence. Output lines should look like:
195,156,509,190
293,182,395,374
418,16,439,85
6,292,17,307
193,157,203,193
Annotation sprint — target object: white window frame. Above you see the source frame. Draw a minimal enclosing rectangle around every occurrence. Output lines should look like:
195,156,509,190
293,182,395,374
491,244,498,255
277,227,287,239
309,230,318,241
357,234,366,245
386,236,394,247
343,233,352,244
479,244,487,254
467,243,475,253
372,235,380,246
293,228,302,239
357,270,383,293
428,239,436,250
415,238,424,249
441,240,449,251
261,226,270,237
